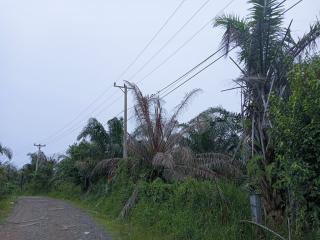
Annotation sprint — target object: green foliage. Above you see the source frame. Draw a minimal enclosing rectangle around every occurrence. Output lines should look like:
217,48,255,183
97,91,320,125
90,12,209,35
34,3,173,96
77,117,123,159
0,196,16,224
131,178,252,240
48,160,253,240
20,153,57,194
0,163,19,197
271,56,320,234
214,0,320,219
183,107,242,155
0,143,12,160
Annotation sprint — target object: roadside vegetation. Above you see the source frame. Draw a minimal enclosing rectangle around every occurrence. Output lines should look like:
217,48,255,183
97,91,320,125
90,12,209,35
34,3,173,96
1,1,320,239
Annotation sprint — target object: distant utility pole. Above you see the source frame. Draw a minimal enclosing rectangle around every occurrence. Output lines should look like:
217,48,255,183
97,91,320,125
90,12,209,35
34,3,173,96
34,143,46,172
114,82,133,158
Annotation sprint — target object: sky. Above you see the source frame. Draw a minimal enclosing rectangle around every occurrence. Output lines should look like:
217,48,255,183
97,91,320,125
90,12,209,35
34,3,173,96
1,0,319,167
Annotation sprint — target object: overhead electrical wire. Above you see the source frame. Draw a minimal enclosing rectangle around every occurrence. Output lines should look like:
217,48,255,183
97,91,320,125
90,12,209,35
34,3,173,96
128,0,212,81
40,0,188,144
45,0,304,148
156,0,305,99
44,0,235,145
129,0,304,118
160,46,236,98
135,0,236,85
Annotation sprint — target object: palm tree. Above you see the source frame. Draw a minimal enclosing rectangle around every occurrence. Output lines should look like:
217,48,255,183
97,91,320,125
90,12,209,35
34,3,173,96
214,0,320,218
127,82,242,181
77,118,110,158
183,107,242,155
0,143,12,161
127,82,200,171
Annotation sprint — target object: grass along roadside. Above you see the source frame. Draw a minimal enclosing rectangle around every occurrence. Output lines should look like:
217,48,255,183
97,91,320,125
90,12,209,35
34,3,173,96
44,177,253,240
0,196,17,224
46,192,166,240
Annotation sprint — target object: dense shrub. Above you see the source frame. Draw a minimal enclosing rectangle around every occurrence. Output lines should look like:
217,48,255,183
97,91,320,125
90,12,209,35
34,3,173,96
271,56,320,235
131,178,252,240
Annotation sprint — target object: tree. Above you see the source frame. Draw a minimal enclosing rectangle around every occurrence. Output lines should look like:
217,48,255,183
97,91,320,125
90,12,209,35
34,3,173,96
183,107,242,155
127,82,241,181
106,117,123,158
20,152,58,193
271,56,320,234
127,82,200,169
0,143,12,161
77,118,110,158
214,0,320,218
0,163,18,197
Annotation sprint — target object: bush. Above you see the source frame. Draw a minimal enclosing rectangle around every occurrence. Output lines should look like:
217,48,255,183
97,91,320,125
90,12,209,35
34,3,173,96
130,178,252,240
271,56,320,235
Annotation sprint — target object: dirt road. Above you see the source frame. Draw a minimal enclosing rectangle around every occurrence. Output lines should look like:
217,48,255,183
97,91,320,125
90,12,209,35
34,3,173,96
0,196,112,240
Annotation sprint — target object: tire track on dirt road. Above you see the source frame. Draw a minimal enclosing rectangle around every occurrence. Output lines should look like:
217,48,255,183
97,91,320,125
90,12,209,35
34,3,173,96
0,196,112,240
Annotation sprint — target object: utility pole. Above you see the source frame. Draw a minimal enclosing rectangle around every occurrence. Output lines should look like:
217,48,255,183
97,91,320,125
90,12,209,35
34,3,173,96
34,143,46,172
114,82,133,158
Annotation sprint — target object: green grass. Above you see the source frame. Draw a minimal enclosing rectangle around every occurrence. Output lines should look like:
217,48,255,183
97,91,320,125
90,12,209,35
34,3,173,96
46,176,254,240
0,196,17,224
28,161,254,239
47,183,165,240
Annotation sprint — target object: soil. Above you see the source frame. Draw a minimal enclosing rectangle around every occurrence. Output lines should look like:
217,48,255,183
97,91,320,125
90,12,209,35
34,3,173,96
0,196,112,240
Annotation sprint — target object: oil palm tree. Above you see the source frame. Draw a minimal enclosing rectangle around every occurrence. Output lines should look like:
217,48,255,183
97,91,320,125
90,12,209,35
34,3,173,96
183,107,242,155
77,118,110,158
0,143,12,161
214,0,320,218
127,82,200,169
127,82,242,181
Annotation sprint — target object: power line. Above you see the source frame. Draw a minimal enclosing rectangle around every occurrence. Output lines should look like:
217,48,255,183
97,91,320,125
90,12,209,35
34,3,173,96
128,0,213,81
283,0,303,14
161,46,234,98
46,0,304,151
40,0,187,144
135,0,236,85
115,0,188,82
41,0,215,145
125,47,233,123
45,96,122,145
40,88,114,143
158,0,305,99
112,1,237,124
155,46,224,96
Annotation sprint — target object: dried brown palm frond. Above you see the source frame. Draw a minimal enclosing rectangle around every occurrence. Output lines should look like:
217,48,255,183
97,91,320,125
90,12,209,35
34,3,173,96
75,158,96,173
126,81,201,167
153,148,242,182
90,158,121,179
152,152,175,170
171,146,194,166
118,187,139,219
195,153,243,178
174,163,219,180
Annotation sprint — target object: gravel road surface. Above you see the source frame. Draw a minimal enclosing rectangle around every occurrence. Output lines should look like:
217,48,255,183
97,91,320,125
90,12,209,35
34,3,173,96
0,196,112,240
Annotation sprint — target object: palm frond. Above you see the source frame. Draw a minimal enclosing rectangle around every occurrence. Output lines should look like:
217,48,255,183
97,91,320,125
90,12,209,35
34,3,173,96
195,152,243,178
77,118,110,154
90,158,121,179
118,187,139,219
290,19,320,57
0,143,12,160
152,152,175,170
214,14,250,57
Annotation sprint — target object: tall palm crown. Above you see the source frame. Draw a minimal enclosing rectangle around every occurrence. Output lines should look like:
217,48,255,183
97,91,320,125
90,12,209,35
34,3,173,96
127,81,201,165
214,0,320,217
0,143,12,161
215,0,320,163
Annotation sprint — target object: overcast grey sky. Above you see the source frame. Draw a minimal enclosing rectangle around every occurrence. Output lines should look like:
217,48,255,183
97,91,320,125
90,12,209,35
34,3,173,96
1,0,319,167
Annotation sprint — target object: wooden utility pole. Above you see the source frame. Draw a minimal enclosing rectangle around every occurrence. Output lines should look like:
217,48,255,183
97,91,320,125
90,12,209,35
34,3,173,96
34,143,46,172
114,82,133,158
